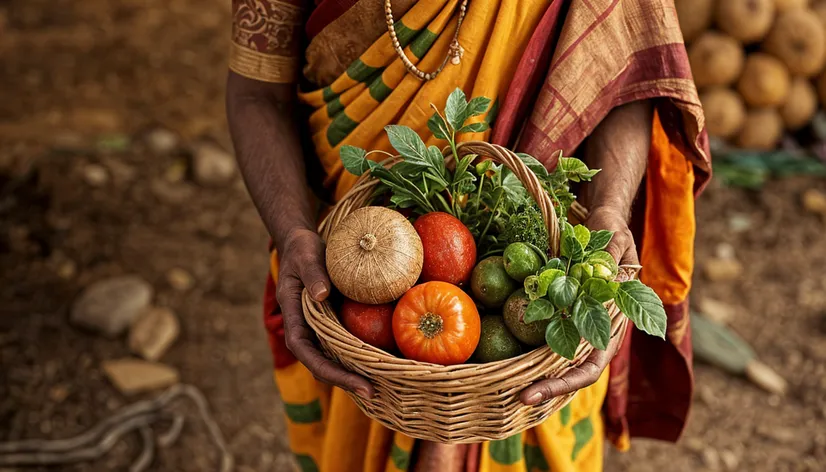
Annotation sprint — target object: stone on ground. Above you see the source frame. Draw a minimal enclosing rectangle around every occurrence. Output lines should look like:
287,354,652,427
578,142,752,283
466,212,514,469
102,358,179,395
128,307,180,361
70,275,153,338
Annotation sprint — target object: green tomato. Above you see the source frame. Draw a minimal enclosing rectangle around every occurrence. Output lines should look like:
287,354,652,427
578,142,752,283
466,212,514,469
570,262,594,283
503,243,543,282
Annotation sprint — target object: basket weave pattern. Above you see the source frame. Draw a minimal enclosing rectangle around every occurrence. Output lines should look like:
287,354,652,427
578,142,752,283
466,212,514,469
303,141,633,443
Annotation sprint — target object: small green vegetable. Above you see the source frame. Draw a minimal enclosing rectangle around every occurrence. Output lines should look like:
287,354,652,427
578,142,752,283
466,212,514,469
503,242,543,282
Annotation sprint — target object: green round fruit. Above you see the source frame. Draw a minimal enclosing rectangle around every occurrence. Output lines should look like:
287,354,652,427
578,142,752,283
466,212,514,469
503,289,550,347
570,263,593,283
473,315,523,362
471,256,519,309
503,243,543,282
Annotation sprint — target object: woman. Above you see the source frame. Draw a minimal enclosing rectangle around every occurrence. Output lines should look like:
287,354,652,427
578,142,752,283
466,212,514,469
226,0,710,470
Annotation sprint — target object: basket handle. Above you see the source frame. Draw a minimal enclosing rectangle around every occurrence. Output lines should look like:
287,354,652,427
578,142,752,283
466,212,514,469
451,141,561,258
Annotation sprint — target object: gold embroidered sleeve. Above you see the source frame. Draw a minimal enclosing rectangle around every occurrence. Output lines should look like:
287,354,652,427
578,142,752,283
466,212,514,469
230,0,307,84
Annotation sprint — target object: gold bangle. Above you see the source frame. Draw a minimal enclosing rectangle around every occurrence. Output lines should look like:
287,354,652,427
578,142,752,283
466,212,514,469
229,42,299,84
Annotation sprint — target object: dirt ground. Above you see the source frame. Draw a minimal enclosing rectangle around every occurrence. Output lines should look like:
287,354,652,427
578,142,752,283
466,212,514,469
2,1,826,471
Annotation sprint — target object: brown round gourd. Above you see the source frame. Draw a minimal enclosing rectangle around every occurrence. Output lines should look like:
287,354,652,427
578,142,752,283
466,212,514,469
676,0,714,43
701,88,747,139
781,77,818,130
717,0,775,43
688,32,745,88
325,206,423,304
764,8,826,77
736,109,785,150
774,0,810,12
737,53,791,107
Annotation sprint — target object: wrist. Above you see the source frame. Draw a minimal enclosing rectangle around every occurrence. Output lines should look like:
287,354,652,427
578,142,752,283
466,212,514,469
275,224,317,252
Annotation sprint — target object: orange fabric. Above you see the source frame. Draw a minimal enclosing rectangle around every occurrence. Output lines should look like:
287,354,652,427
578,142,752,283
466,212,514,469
641,112,696,307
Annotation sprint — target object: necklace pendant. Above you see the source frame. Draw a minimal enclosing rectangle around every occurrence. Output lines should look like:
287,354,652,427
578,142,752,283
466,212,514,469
450,43,464,65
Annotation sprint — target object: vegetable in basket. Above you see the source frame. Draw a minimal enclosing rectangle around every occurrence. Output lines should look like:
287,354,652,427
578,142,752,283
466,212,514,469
339,88,667,361
392,281,481,365
325,206,423,304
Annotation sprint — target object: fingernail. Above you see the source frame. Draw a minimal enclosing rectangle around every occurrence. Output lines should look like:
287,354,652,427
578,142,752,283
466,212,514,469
526,392,543,404
310,281,328,300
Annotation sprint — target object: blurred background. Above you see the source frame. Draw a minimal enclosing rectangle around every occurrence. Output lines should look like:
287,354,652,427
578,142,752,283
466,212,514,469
2,0,826,471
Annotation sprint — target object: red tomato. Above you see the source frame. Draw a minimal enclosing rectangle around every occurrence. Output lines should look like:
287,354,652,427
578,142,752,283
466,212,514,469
340,299,396,352
392,281,480,365
413,212,476,286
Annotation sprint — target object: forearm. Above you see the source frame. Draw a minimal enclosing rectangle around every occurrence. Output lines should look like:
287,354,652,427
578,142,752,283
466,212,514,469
226,71,315,251
583,100,654,220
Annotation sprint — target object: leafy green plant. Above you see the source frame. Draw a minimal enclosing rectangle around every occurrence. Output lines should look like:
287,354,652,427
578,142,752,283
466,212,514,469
340,88,667,360
521,223,666,359
341,88,596,256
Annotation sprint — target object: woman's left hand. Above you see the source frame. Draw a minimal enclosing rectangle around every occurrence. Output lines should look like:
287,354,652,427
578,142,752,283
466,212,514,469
519,205,636,405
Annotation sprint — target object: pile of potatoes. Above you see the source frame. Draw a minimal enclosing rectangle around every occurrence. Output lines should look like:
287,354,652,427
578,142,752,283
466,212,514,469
680,0,826,150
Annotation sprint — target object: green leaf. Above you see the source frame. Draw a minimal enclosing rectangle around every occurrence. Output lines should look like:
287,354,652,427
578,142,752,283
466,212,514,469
516,153,549,178
502,171,527,204
426,145,447,174
588,251,619,279
545,315,580,360
561,231,585,262
445,88,468,131
385,125,430,165
427,113,451,140
389,193,416,208
524,275,541,301
557,157,599,183
586,230,613,251
466,96,492,119
548,276,580,309
534,269,564,298
572,296,611,350
525,298,556,323
340,145,369,176
581,278,616,303
615,280,667,339
453,155,476,184
573,225,590,248
543,258,565,271
458,122,489,134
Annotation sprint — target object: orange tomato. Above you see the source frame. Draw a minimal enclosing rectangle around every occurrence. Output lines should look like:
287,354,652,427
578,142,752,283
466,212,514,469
392,281,481,365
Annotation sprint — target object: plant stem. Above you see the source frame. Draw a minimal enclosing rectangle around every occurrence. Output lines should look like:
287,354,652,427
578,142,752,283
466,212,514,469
434,193,453,214
475,174,485,209
478,192,503,244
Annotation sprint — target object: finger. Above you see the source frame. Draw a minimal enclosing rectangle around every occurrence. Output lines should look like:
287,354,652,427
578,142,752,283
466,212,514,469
619,242,640,267
606,232,640,267
520,331,622,405
279,280,374,398
297,244,332,303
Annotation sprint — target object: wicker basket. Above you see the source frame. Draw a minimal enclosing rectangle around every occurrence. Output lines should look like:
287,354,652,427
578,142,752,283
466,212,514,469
303,141,635,444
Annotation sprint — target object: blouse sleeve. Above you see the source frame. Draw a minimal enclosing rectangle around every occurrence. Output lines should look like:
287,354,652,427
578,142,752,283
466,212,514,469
229,0,308,84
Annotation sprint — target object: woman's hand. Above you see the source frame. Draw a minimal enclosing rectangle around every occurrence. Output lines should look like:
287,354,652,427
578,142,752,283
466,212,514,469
276,229,375,400
226,72,374,399
518,207,636,405
519,100,653,406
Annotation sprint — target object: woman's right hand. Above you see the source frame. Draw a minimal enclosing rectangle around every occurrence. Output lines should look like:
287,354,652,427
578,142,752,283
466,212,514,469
275,228,375,400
